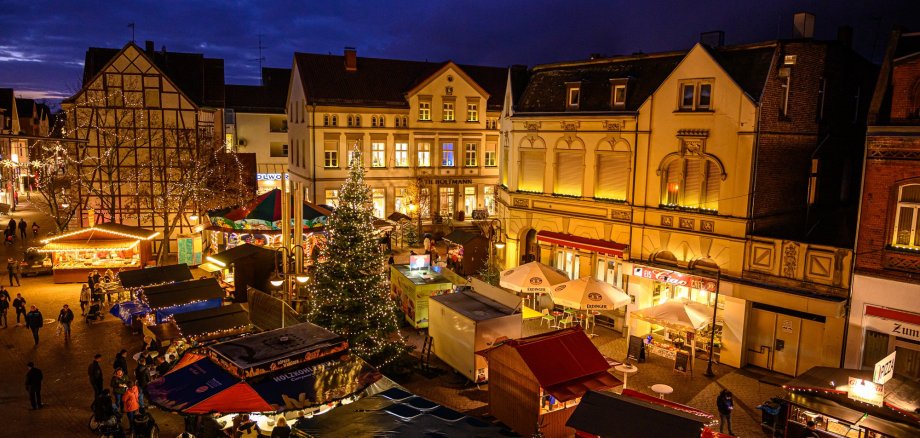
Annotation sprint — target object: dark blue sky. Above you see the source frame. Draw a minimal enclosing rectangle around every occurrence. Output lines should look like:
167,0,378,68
1,0,916,106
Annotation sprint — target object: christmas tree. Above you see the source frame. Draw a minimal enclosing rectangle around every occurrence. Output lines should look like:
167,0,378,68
308,147,407,368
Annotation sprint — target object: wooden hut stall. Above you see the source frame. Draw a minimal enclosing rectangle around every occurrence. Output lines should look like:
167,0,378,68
477,328,621,438
201,243,277,303
442,229,489,276
429,279,523,383
389,263,467,328
172,304,252,344
38,223,159,283
566,390,722,438
141,278,225,323
118,264,194,289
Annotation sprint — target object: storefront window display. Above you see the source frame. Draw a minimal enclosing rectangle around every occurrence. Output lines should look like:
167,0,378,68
555,248,580,279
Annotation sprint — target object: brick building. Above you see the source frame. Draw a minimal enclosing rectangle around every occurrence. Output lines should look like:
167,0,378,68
845,30,920,378
499,13,877,376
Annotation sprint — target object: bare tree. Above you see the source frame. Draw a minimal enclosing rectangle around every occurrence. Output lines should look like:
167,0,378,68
28,137,79,232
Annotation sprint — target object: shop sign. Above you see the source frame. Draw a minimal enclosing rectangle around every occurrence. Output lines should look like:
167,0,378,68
420,178,474,185
864,314,920,343
631,266,717,292
781,319,794,334
257,173,289,181
873,351,896,385
847,377,884,407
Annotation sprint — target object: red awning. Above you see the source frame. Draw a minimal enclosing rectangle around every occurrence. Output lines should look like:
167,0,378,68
622,389,715,420
544,371,622,402
536,231,627,257
866,305,920,325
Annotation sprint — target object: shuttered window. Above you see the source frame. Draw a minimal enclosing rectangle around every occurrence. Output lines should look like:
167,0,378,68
555,151,584,196
519,151,545,192
703,160,721,211
665,160,681,205
683,159,703,208
596,153,629,201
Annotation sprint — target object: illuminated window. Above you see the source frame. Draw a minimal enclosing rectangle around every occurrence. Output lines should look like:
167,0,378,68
439,187,455,216
595,152,630,201
467,103,479,121
567,87,580,108
484,185,496,216
324,142,338,168
441,143,455,167
371,142,386,167
325,189,339,207
395,188,409,214
660,156,722,212
893,184,920,250
417,142,431,167
613,84,626,107
464,143,477,167
419,102,431,121
484,143,497,167
443,102,455,121
519,150,545,192
225,133,234,151
464,186,477,215
394,143,409,167
554,151,584,196
270,142,288,158
372,188,385,218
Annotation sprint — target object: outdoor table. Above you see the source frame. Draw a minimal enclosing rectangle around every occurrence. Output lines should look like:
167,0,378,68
586,310,600,337
132,350,159,362
651,384,674,399
551,310,563,328
614,364,638,389
256,415,278,434
576,312,586,327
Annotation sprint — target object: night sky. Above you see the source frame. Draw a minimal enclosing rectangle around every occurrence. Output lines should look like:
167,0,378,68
1,0,916,108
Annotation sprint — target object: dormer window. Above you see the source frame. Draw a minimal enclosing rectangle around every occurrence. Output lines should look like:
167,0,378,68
567,86,581,109
610,78,629,108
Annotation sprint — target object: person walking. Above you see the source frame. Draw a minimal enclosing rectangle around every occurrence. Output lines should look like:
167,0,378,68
57,304,74,341
79,284,91,315
24,305,43,345
135,358,150,407
110,368,128,412
7,218,16,240
13,259,22,285
17,219,26,240
113,349,129,374
89,354,105,398
25,362,43,409
123,381,141,428
0,284,10,301
7,258,19,286
32,221,39,238
0,292,9,328
12,292,25,325
717,389,735,436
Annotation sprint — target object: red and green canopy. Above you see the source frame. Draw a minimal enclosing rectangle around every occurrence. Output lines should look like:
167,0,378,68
208,189,331,231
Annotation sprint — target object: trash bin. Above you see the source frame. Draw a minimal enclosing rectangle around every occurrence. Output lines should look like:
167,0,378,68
756,397,786,437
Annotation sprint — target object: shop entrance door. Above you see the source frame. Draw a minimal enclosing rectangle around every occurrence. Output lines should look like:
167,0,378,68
747,308,775,370
894,339,920,379
772,316,802,376
746,306,805,376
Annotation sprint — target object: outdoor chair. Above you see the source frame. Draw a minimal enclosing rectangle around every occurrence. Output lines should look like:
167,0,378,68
558,315,573,328
541,309,555,327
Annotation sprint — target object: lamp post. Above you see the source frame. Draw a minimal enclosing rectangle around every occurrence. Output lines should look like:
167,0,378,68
271,245,309,304
477,218,503,283
689,260,722,378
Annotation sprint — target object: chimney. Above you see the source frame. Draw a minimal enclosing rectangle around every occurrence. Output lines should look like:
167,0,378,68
344,47,357,72
700,31,725,48
837,25,853,49
793,12,815,39
145,40,154,54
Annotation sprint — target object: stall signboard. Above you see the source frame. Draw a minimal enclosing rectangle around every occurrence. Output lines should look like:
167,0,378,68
873,351,896,385
626,335,644,362
631,266,717,292
207,342,350,380
847,377,884,407
177,235,202,266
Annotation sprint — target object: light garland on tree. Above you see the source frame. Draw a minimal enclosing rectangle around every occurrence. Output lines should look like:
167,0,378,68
306,146,408,368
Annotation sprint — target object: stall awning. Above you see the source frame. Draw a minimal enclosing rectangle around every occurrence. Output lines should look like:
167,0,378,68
206,243,276,267
39,239,139,252
142,278,224,310
567,391,712,438
172,304,251,340
536,230,626,257
443,229,481,245
40,222,159,245
119,264,193,288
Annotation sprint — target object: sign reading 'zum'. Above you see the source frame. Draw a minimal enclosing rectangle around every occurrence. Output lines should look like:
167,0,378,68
873,351,896,385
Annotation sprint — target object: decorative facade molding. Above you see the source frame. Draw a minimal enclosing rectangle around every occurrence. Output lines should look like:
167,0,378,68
603,120,624,131
661,215,673,227
610,210,632,221
677,129,709,138
700,220,714,233
523,121,541,131
782,241,800,278
561,121,580,131
679,217,694,230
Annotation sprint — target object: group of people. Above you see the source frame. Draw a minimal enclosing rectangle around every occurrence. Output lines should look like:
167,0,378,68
90,346,164,436
0,288,47,345
4,217,37,245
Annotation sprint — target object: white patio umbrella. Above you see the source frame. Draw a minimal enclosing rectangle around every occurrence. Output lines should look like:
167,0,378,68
499,261,570,297
550,277,630,311
632,300,711,331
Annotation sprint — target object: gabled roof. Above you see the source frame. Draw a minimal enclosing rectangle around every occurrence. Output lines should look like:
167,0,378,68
566,390,714,438
225,67,291,114
80,43,225,107
41,222,159,244
15,98,34,118
703,42,776,102
292,52,511,110
0,88,13,114
894,31,920,61
479,327,619,401
172,303,251,340
118,264,194,288
141,278,224,309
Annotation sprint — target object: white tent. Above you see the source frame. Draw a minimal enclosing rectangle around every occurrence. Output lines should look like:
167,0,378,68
499,261,570,296
632,300,711,332
550,277,630,311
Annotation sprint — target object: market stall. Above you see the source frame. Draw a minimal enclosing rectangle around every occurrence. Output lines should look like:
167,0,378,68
781,366,920,438
205,188,329,253
172,303,252,344
202,243,277,303
390,259,467,328
118,264,193,289
566,390,725,438
442,229,489,276
140,278,225,323
429,278,523,382
630,300,711,374
37,223,159,283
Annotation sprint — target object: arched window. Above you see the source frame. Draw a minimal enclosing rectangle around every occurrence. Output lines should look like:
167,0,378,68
323,114,329,126
518,136,546,193
595,138,631,201
554,137,585,196
893,184,920,250
371,116,377,127
659,154,723,212
331,115,337,126
354,115,361,127
347,115,354,127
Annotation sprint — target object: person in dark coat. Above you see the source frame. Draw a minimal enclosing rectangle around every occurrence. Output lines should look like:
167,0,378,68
7,218,16,239
7,258,19,286
0,293,8,328
25,361,43,409
57,304,74,341
270,417,292,438
717,389,735,436
12,293,25,325
89,354,105,398
17,219,26,239
24,305,43,345
113,349,129,374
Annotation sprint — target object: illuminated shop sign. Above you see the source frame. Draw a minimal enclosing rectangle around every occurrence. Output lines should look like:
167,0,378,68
631,266,717,292
257,173,290,181
847,377,884,407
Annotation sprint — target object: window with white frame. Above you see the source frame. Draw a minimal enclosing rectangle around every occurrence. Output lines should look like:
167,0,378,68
467,103,479,122
464,143,477,167
394,142,409,167
555,248,580,279
371,142,386,167
484,185,496,216
439,187,455,216
484,143,497,167
395,188,409,214
464,186,477,215
323,114,329,126
443,102,455,121
679,80,713,111
660,155,722,212
324,142,338,168
371,116,378,127
567,86,580,109
330,115,337,126
893,184,920,250
347,115,354,127
325,189,340,207
417,142,431,167
595,257,623,288
372,188,385,218
419,102,431,121
441,142,455,167
613,84,627,107
354,115,361,127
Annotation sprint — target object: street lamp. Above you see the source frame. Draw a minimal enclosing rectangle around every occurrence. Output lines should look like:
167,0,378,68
690,259,722,378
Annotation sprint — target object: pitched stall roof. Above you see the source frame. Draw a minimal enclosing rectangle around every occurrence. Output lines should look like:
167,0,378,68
293,52,512,110
431,289,516,321
172,303,251,340
41,223,159,245
207,243,276,266
142,278,224,310
118,264,194,288
81,43,225,108
479,327,620,401
566,390,713,438
517,52,684,113
225,67,291,114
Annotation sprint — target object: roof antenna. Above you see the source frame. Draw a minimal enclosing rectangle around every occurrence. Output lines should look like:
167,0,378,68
254,34,267,85
127,22,135,42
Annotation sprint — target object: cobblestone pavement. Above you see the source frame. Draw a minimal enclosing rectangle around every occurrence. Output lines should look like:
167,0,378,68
0,198,186,437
